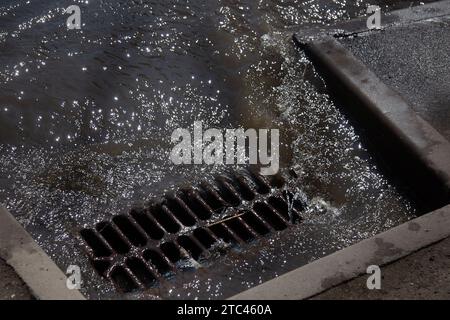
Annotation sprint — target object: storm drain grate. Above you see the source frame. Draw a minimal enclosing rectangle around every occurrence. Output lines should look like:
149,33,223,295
79,168,305,292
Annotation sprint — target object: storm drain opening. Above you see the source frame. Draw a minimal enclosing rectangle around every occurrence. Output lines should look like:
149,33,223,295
193,228,217,249
110,266,139,292
160,242,184,263
125,257,158,288
130,209,165,240
79,168,306,293
177,235,204,260
96,222,130,255
240,211,271,236
178,190,212,220
198,183,227,211
92,260,111,276
209,223,238,244
79,229,112,258
215,177,242,206
113,215,147,247
143,249,174,276
225,217,256,242
253,202,288,231
232,174,257,201
165,197,197,227
150,205,182,234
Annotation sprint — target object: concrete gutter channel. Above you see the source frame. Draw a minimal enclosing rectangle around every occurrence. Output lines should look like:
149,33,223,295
1,1,450,300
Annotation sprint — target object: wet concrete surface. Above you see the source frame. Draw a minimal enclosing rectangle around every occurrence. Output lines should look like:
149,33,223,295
340,15,450,141
312,236,450,300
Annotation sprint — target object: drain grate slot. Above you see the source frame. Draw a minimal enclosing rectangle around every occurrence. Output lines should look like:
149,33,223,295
248,170,271,194
151,205,181,234
193,228,217,249
241,211,271,236
143,249,173,276
178,190,212,220
160,242,183,263
209,223,239,244
198,183,226,211
269,173,285,188
92,260,111,276
80,229,112,257
113,215,147,247
232,174,257,201
125,258,158,288
130,209,165,240
225,217,256,242
253,202,288,231
111,266,138,292
178,235,204,260
267,195,299,221
96,222,130,254
165,197,197,227
80,168,306,292
215,177,242,206
267,196,290,218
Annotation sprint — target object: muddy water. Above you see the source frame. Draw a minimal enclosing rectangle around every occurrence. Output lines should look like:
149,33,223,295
0,0,428,299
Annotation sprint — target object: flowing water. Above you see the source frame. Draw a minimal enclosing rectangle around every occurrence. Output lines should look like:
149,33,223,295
0,0,429,299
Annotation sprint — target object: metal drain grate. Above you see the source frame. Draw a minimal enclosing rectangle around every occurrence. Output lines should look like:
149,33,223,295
79,168,305,292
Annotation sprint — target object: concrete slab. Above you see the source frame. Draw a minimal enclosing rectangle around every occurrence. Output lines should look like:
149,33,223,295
230,204,450,299
339,16,450,141
0,205,85,300
312,236,450,300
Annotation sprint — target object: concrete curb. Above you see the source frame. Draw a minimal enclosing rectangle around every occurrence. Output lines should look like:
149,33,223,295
0,205,85,300
299,37,450,208
230,204,450,299
293,0,450,43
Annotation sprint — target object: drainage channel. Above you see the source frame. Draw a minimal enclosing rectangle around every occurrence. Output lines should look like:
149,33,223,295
80,168,305,293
